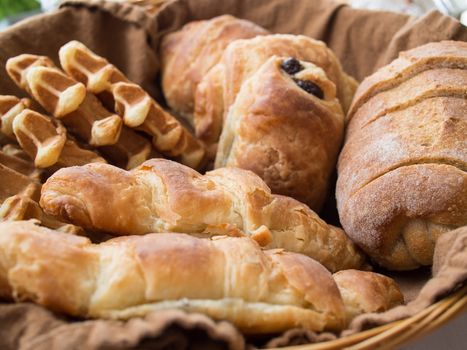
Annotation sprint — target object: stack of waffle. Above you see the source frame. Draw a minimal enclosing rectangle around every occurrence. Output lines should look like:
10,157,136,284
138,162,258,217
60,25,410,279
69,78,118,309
0,41,206,233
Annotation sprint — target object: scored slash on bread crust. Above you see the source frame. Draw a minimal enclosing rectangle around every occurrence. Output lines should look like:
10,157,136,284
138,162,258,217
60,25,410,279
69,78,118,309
337,41,467,270
40,158,366,272
5,54,154,170
58,41,207,170
0,220,403,333
348,41,467,122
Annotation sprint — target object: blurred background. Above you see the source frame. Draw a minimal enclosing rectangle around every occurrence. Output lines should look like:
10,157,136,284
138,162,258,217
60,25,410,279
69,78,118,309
1,0,466,29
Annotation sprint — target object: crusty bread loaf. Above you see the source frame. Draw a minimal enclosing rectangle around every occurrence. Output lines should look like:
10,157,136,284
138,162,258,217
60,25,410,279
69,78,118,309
347,40,467,122
215,56,344,211
0,220,403,334
336,41,467,270
161,15,269,123
40,158,366,272
194,34,357,147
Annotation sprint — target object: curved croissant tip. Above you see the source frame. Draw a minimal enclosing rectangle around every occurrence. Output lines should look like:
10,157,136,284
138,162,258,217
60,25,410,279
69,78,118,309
40,191,92,229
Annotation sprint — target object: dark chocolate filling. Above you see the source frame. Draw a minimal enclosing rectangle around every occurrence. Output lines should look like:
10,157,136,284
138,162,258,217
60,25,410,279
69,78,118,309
293,79,324,99
281,57,304,75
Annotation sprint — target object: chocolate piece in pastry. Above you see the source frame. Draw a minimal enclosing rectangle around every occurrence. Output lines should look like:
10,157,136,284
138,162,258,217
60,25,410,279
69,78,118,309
194,34,357,148
0,220,402,333
336,41,467,270
161,15,269,123
215,56,344,211
40,158,366,272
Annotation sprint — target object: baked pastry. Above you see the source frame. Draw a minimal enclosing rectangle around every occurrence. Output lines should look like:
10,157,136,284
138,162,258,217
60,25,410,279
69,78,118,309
194,34,357,148
40,158,365,272
160,15,269,123
2,143,30,161
216,56,344,211
0,95,31,141
58,41,206,169
13,109,106,168
347,40,467,123
336,41,467,270
0,220,402,333
0,149,41,181
6,55,154,169
333,270,404,322
1,95,105,169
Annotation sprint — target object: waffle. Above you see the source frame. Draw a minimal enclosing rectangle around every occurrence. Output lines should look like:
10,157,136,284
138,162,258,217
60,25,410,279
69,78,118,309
2,143,30,161
0,164,82,234
6,55,154,169
0,95,31,139
59,41,206,169
0,95,106,169
0,149,42,181
14,109,107,168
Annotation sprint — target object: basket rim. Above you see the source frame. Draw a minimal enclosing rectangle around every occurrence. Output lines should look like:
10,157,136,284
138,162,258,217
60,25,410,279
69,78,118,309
279,285,467,350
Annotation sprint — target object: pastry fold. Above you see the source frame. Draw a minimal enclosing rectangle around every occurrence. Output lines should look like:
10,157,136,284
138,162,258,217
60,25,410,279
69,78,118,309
216,56,344,210
161,15,269,123
41,158,366,272
0,220,403,334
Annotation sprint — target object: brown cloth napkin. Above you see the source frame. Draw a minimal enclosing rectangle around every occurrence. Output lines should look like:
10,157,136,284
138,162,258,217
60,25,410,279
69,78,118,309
0,0,466,349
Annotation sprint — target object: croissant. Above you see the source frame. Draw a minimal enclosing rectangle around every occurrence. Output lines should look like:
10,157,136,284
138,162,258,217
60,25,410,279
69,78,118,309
336,41,467,270
160,15,269,123
216,56,344,211
40,158,365,272
0,220,403,334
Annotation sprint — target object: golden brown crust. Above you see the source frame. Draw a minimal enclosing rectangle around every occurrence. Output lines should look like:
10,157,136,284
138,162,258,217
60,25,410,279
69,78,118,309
0,220,348,334
215,56,344,211
337,42,467,270
339,164,466,270
333,270,404,321
338,96,467,208
13,109,106,168
161,15,269,122
194,34,357,147
346,69,467,137
59,41,206,170
6,54,153,170
41,158,366,272
348,41,467,121
0,95,31,139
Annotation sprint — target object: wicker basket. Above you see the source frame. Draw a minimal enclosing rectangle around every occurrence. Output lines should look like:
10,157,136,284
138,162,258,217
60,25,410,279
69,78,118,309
71,1,466,348
282,286,467,350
